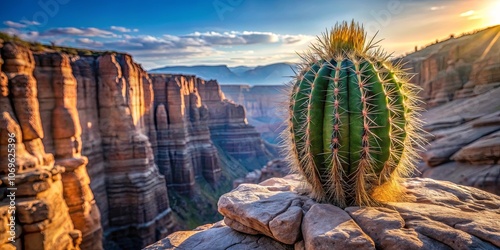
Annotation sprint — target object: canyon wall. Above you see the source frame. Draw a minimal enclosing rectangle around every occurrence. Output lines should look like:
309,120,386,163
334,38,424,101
152,75,274,176
401,26,500,194
0,42,173,249
402,25,500,107
0,42,84,249
0,39,274,249
221,85,287,146
150,74,220,195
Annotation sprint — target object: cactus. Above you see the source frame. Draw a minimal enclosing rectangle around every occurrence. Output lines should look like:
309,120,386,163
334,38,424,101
284,21,424,207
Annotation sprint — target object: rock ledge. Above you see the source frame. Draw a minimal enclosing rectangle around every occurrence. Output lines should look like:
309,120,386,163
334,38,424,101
146,175,500,250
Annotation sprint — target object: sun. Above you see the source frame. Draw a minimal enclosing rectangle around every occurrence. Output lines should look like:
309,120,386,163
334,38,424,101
489,1,500,25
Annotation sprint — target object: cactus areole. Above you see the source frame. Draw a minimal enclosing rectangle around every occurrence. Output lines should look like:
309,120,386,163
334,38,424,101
286,21,422,207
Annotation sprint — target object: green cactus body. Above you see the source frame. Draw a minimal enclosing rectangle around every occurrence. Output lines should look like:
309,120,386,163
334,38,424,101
286,21,422,207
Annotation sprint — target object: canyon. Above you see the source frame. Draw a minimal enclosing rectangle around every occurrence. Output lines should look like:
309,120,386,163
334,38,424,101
0,38,274,249
221,85,288,146
402,25,500,194
222,26,500,195
0,23,499,250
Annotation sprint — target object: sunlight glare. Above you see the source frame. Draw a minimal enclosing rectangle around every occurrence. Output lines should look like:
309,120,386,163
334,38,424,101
489,1,500,25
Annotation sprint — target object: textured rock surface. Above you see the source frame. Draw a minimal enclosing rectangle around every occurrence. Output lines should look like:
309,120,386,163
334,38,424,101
94,54,174,249
151,74,221,194
418,87,500,195
233,159,290,188
33,52,103,250
0,42,82,250
144,221,293,250
392,26,500,195
221,84,288,145
1,39,275,249
213,175,500,249
0,41,175,249
199,80,275,170
149,175,500,249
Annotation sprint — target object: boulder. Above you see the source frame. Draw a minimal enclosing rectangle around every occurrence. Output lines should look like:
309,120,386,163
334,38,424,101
149,175,500,249
219,175,499,249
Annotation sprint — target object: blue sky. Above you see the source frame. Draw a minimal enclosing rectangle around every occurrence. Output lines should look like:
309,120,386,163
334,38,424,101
1,0,499,69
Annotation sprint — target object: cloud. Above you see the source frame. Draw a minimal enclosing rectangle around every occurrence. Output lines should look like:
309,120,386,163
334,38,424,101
20,20,41,26
40,27,117,37
2,25,312,68
76,38,103,47
430,6,445,11
183,31,311,45
3,20,41,29
460,10,475,17
110,26,139,32
4,21,27,29
281,34,312,44
183,31,278,45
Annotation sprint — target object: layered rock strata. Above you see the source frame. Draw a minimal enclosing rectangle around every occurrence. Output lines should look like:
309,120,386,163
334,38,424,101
198,80,274,170
0,41,175,249
94,54,173,249
147,174,500,249
152,75,273,179
403,25,500,107
0,42,82,250
151,74,220,195
33,51,103,250
418,87,500,195
221,85,288,145
1,38,274,249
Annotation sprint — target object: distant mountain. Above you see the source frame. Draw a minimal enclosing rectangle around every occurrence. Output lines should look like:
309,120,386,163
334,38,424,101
241,63,295,85
149,62,297,85
229,66,255,76
149,65,244,84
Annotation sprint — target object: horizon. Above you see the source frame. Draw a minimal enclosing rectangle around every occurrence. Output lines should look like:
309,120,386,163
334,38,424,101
2,0,499,69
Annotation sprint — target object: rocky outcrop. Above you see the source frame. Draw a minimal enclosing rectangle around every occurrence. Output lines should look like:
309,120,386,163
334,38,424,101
403,25,500,107
151,74,220,195
153,76,273,176
1,37,276,249
95,54,174,249
221,85,288,145
148,174,500,249
0,42,82,250
144,221,292,250
417,87,500,195
33,52,103,250
199,80,275,170
0,41,175,249
382,26,500,195
233,159,289,188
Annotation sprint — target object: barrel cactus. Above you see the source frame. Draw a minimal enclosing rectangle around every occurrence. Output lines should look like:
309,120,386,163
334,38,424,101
284,21,424,207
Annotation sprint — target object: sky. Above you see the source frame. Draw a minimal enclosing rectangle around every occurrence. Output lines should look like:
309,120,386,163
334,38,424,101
1,0,499,69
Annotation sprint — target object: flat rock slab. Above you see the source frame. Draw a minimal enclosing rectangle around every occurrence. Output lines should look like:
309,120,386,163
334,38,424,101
217,175,500,250
146,175,500,249
143,221,293,250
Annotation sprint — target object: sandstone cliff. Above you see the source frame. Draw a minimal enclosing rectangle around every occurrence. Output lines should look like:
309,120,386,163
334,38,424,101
0,36,275,249
402,25,500,107
0,41,174,249
149,74,275,229
146,175,500,250
400,26,500,194
0,42,85,250
221,85,288,146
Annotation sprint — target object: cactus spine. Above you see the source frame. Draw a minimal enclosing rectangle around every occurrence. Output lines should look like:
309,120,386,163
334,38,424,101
285,21,423,207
